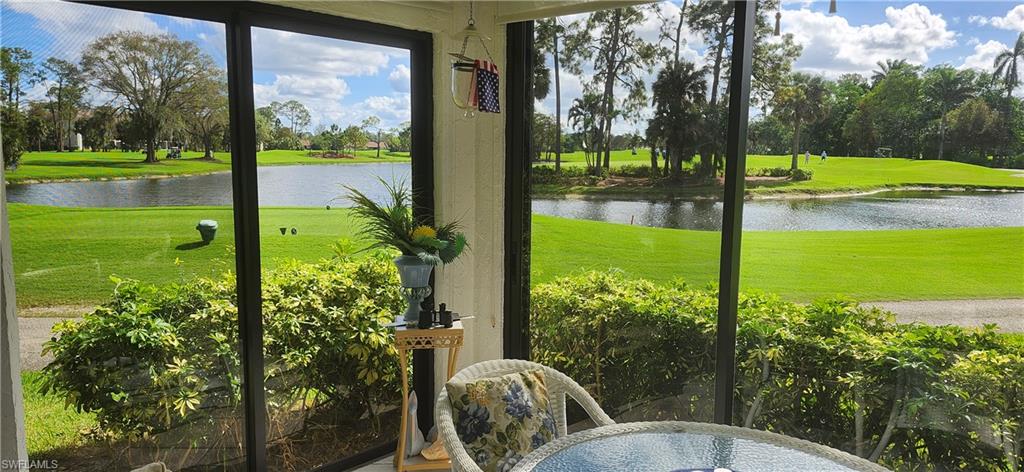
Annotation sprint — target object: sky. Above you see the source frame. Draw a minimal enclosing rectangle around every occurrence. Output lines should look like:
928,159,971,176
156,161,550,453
1,1,1022,134
0,0,412,130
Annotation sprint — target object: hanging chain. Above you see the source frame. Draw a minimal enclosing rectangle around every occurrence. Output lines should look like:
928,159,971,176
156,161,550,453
457,0,494,62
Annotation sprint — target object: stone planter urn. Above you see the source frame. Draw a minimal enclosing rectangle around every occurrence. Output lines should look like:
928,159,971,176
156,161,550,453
394,255,433,326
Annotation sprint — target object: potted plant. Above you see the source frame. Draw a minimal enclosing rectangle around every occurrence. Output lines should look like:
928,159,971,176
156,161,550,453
346,179,467,325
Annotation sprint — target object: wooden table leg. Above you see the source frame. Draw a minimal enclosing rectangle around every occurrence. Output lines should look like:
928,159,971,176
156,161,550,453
395,347,409,471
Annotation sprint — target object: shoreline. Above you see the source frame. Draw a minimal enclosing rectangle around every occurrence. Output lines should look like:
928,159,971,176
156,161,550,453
533,184,1024,201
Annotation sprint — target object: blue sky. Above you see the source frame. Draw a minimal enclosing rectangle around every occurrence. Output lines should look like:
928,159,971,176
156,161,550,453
2,1,1022,134
0,1,412,130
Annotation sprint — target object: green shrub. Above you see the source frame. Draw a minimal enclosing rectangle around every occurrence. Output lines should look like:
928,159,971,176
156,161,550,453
42,253,403,440
609,164,655,178
532,165,603,185
746,167,813,181
531,271,1022,471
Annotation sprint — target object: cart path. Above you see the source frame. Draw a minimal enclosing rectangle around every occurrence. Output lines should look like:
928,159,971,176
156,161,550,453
14,299,1024,371
863,299,1023,332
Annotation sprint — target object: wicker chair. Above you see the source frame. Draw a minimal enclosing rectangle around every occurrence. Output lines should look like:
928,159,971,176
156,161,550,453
435,359,614,472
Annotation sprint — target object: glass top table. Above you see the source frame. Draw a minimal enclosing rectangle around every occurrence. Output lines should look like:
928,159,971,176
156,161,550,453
511,422,891,472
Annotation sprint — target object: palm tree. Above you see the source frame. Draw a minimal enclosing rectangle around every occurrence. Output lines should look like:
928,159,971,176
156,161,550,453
536,18,581,172
924,66,972,160
871,59,910,84
993,32,1024,99
647,61,707,179
771,73,830,170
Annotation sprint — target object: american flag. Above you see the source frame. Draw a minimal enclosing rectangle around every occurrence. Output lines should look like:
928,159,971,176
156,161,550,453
471,60,500,113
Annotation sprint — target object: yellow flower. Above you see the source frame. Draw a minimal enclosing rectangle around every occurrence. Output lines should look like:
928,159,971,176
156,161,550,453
467,383,491,406
411,225,437,240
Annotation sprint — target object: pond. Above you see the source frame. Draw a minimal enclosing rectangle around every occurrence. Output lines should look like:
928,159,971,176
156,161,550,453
534,191,1024,231
5,163,411,208
6,163,1023,231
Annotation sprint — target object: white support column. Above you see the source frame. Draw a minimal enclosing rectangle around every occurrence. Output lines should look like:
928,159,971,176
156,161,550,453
432,2,508,388
1,139,29,470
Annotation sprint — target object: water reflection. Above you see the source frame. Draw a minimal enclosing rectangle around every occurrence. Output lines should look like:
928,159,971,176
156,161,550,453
533,191,1024,231
5,163,410,208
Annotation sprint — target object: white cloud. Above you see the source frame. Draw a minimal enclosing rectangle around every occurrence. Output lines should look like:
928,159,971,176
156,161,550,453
251,28,401,77
4,0,164,59
388,64,411,93
960,40,1008,71
253,74,353,129
782,3,956,77
969,5,1024,31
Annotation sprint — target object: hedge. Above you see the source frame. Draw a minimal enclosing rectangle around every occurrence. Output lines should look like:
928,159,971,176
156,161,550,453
41,253,404,464
531,271,1023,471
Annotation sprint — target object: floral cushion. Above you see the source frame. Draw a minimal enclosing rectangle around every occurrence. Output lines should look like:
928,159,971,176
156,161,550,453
445,370,559,472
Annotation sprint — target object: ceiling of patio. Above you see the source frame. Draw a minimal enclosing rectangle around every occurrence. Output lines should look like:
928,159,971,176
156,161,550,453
268,0,652,31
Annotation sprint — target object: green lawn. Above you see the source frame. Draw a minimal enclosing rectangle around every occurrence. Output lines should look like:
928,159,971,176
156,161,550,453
10,204,1023,310
22,371,97,457
9,204,359,308
4,149,410,183
534,151,1024,195
745,155,1024,194
532,215,1024,302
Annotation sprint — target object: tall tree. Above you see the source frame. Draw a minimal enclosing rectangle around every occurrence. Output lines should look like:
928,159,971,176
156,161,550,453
536,18,582,172
81,32,218,162
183,76,228,159
79,105,119,151
42,58,86,152
947,98,1001,162
687,0,800,171
271,100,311,136
361,116,382,157
771,73,830,170
924,66,972,160
646,61,707,179
0,47,37,167
0,47,38,109
871,59,911,85
568,92,605,173
568,6,658,169
993,32,1024,100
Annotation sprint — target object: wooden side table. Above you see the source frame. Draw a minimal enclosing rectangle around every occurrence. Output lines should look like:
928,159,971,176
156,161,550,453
393,320,464,471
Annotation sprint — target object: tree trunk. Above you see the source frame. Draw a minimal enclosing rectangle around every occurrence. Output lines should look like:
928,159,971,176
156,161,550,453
650,146,658,177
376,129,381,158
145,135,158,163
854,386,865,458
673,0,688,67
868,375,904,463
937,109,947,161
709,16,729,108
790,121,802,170
599,9,622,171
554,32,562,172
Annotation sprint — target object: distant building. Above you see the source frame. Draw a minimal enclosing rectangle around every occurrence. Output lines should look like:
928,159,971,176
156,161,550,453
67,131,83,150
365,141,388,150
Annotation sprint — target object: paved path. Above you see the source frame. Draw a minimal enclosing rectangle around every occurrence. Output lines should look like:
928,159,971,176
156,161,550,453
865,299,1024,332
18,317,62,371
13,299,1023,371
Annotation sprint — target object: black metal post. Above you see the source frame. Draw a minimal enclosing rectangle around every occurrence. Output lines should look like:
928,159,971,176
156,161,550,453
225,15,267,471
504,21,535,360
714,0,755,426
409,33,436,433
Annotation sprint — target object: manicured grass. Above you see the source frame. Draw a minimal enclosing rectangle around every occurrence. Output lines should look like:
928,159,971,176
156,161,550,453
4,149,410,183
532,215,1024,302
745,155,1024,194
10,204,1023,309
9,204,360,309
534,150,1024,195
22,371,97,457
